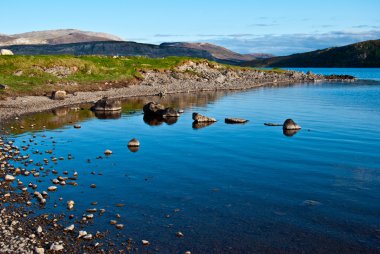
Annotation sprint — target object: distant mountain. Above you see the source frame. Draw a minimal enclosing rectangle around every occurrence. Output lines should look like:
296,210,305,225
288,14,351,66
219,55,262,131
6,41,215,60
243,39,380,67
161,42,273,63
0,29,272,64
0,29,122,46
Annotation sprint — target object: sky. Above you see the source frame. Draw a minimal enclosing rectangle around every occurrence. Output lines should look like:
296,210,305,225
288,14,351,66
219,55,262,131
1,0,379,55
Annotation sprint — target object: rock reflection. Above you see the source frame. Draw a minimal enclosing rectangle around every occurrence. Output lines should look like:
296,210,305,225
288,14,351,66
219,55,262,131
283,129,300,137
94,111,122,120
192,121,216,129
143,115,178,126
128,146,140,153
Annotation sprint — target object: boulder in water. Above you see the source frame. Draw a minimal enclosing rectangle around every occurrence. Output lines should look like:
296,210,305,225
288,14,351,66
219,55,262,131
192,112,217,123
283,119,301,130
143,102,179,118
93,97,121,111
225,118,248,124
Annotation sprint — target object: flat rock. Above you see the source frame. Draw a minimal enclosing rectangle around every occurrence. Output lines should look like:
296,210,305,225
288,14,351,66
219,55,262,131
192,112,217,123
225,118,248,124
93,97,121,111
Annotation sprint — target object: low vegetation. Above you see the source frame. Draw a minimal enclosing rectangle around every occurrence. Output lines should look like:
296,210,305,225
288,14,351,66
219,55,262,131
0,55,201,97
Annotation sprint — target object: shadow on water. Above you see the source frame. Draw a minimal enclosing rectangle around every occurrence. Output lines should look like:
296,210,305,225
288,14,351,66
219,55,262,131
94,111,122,120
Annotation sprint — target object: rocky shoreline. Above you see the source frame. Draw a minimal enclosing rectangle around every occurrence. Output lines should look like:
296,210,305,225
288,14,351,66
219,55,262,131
0,61,356,122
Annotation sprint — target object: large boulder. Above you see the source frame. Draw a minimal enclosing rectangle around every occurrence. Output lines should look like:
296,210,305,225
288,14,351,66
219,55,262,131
0,49,13,55
283,119,301,130
192,113,217,123
51,90,67,100
143,102,179,118
93,97,121,111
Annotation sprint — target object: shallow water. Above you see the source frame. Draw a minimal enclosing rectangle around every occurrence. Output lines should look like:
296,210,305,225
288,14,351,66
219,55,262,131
3,70,380,253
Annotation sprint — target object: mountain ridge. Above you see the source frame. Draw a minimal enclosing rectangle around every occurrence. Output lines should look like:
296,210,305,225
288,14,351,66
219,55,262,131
242,39,380,67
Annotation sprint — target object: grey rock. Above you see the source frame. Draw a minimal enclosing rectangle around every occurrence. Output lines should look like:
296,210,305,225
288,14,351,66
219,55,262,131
225,118,248,124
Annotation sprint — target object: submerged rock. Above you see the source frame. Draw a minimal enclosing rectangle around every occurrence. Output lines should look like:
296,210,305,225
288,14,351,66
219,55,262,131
225,118,248,124
192,112,217,123
92,97,122,111
264,123,282,126
283,119,301,130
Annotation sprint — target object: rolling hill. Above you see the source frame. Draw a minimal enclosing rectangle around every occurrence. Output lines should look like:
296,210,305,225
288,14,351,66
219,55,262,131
243,39,380,67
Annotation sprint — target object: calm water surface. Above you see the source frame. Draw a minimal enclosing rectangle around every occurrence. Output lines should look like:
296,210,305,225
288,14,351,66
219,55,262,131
4,69,380,253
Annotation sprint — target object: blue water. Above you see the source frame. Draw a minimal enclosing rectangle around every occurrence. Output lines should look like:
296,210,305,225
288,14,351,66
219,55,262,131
4,69,380,253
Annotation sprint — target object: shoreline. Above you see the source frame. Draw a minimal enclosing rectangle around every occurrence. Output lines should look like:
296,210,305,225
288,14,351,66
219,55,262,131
0,61,356,122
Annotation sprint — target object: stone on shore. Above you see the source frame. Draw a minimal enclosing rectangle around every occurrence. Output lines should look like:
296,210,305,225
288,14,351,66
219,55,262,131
225,118,248,124
35,247,45,254
283,119,301,130
0,84,8,89
0,49,13,55
4,174,15,181
192,112,217,123
50,243,64,251
92,97,122,111
51,90,67,100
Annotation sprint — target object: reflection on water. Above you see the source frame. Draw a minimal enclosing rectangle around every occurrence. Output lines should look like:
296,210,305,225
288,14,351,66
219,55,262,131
94,111,122,119
4,91,229,134
192,121,216,129
283,128,300,137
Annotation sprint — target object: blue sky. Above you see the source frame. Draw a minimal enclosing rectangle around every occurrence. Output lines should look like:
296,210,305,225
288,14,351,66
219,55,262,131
1,0,379,55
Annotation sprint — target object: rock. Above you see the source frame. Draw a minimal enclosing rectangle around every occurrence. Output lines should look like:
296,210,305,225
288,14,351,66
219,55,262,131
51,90,67,100
73,124,81,129
264,123,282,126
67,200,75,210
47,186,57,191
35,247,45,254
143,102,179,118
64,224,74,232
115,224,124,229
110,220,117,225
192,121,216,129
142,240,150,246
90,184,96,188
104,149,112,155
37,226,43,234
77,230,87,239
0,84,8,89
83,234,93,240
283,119,301,130
128,138,140,147
4,174,15,181
92,97,121,111
176,231,184,237
0,49,13,55
50,243,64,251
225,118,248,124
192,112,217,123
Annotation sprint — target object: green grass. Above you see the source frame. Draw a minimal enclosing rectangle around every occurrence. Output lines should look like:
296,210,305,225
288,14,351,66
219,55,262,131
0,55,209,97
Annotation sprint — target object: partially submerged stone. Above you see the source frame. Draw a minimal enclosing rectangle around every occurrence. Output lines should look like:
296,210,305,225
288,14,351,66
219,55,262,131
283,119,301,130
143,102,179,118
192,112,217,123
128,138,140,147
225,118,248,124
93,97,121,111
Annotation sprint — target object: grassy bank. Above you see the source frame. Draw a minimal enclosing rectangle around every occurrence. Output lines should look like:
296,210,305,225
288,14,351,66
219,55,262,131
0,55,286,99
0,55,200,97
